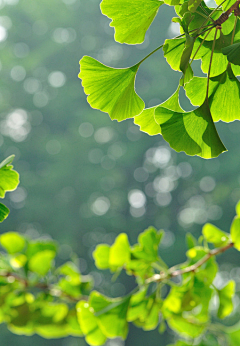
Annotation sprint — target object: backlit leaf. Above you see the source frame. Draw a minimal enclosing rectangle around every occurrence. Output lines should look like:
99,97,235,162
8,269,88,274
0,232,25,254
230,216,240,251
93,244,110,270
155,99,226,158
184,66,240,122
100,0,163,44
29,250,56,276
77,301,106,346
109,233,130,269
202,223,230,247
0,203,9,223
79,56,144,121
217,280,235,319
0,155,19,198
134,86,182,135
90,291,130,339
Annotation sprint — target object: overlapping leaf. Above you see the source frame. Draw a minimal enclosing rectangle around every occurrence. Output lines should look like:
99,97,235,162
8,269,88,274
184,66,240,122
202,223,230,247
79,56,144,121
155,98,226,158
134,87,182,135
217,280,235,319
90,291,130,339
0,155,19,198
222,42,240,66
100,0,163,44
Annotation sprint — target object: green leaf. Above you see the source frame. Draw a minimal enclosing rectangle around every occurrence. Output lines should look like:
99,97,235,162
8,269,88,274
188,0,202,12
163,37,186,71
131,227,164,263
93,244,110,270
0,232,25,254
202,223,230,247
185,66,240,122
134,107,161,136
100,0,163,44
154,99,226,158
79,56,144,121
230,216,240,251
10,254,27,268
0,155,19,198
214,0,236,11
222,42,240,66
27,240,57,258
58,262,81,284
192,34,230,77
217,280,235,319
127,289,147,322
167,314,205,338
109,233,130,269
0,203,9,222
77,301,107,346
28,250,56,276
236,200,240,217
90,291,130,339
134,86,182,136
186,233,197,249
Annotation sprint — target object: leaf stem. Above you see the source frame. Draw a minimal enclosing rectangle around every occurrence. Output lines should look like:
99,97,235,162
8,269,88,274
190,28,213,64
206,27,218,100
138,25,213,66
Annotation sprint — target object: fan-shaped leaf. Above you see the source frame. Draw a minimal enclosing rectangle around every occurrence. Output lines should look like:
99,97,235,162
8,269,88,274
79,56,144,121
77,301,107,346
154,99,226,158
0,155,19,198
100,0,163,44
185,67,240,122
217,281,235,319
222,42,240,66
134,86,182,135
0,203,9,223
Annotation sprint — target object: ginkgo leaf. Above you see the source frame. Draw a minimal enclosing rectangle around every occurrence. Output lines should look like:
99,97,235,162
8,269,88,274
222,42,240,66
79,56,144,122
154,99,226,158
134,87,182,135
163,38,186,71
0,155,19,198
100,0,163,44
214,0,235,11
0,203,9,222
192,34,231,77
184,66,240,122
134,107,161,135
188,0,202,12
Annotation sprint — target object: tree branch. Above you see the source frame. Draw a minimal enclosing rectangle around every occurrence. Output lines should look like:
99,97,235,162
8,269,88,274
145,242,234,285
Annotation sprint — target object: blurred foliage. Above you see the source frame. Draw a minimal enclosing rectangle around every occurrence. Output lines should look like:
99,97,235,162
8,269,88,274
0,0,240,345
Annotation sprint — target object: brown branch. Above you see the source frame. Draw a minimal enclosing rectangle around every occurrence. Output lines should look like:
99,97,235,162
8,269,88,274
146,242,234,285
0,270,88,302
214,0,240,26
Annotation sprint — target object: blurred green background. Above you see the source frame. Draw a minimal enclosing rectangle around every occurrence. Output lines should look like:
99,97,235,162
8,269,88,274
1,0,240,345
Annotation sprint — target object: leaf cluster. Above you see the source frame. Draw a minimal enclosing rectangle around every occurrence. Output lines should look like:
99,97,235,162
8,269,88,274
1,198,240,345
79,0,240,159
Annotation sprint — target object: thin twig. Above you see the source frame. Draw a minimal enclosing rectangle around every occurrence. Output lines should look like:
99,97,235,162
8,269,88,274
145,242,234,285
